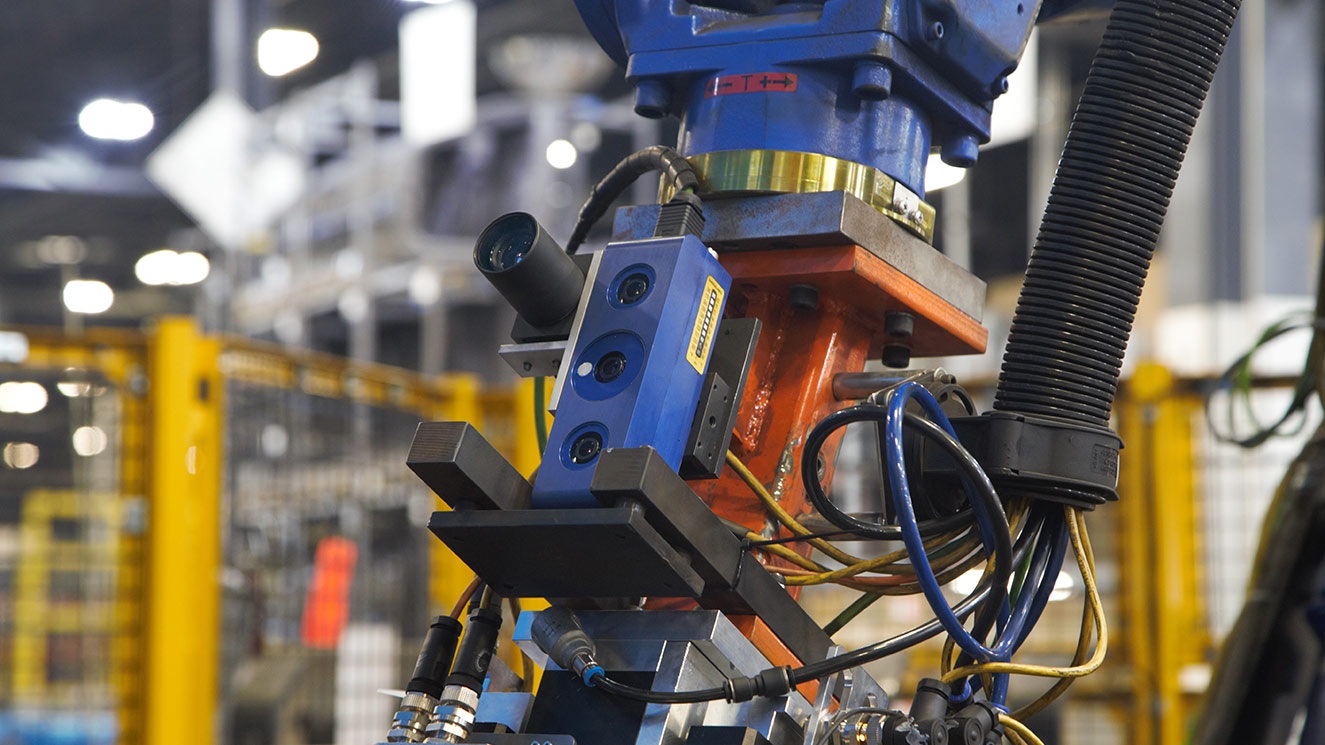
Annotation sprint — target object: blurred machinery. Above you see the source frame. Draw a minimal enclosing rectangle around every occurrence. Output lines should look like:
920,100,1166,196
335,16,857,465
381,2,1242,745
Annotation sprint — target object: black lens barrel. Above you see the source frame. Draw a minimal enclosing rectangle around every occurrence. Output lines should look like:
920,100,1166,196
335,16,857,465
475,213,585,328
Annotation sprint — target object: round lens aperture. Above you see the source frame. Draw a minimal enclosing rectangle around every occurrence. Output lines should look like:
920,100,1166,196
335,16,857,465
617,273,651,305
593,352,627,383
569,432,603,465
476,215,536,273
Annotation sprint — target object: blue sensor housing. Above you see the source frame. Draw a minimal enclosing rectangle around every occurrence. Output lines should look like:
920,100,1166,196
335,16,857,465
532,235,732,508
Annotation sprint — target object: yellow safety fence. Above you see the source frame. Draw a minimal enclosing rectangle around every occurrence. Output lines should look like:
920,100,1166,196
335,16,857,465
0,318,539,745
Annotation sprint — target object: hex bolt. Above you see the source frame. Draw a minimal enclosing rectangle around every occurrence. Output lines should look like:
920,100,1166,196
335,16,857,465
940,133,979,168
883,344,912,369
852,61,892,101
634,79,671,119
789,284,819,311
885,311,915,339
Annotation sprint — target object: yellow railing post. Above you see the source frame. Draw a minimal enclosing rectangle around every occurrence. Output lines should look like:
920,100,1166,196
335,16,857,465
1117,363,1210,745
144,318,223,745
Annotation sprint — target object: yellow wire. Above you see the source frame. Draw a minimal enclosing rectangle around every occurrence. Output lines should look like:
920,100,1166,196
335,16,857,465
999,714,1046,745
1012,505,1100,720
725,450,862,566
940,506,1107,685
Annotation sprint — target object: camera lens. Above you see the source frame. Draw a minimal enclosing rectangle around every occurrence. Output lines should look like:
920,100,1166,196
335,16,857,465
593,352,627,383
617,273,650,305
569,432,603,465
473,212,585,328
476,215,536,273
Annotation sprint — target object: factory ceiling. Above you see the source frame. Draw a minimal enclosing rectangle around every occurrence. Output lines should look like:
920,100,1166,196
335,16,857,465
0,0,601,327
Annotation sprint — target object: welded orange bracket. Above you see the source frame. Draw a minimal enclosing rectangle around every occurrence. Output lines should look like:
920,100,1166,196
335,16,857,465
679,244,986,665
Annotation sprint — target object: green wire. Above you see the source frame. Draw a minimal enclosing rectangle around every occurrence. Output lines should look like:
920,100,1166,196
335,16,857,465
824,591,884,637
533,377,549,452
1009,532,1035,604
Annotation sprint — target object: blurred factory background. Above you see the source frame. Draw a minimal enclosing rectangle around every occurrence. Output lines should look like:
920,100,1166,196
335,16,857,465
0,1,1320,745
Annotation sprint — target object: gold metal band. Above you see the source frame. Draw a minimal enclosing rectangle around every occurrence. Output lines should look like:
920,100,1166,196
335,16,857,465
667,150,936,243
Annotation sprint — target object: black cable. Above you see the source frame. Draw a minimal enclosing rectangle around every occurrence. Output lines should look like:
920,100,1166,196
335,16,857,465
749,529,862,547
585,503,1037,706
804,403,1015,674
792,516,1037,684
565,145,700,255
594,675,726,704
803,406,979,541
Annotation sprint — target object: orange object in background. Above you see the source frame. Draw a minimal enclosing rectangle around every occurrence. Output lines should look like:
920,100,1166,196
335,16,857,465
301,537,359,649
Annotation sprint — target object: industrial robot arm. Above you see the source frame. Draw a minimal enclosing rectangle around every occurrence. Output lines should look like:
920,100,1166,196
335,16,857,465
381,0,1244,743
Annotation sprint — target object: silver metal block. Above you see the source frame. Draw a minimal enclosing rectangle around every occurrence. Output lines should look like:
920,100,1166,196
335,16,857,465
499,341,568,378
514,610,882,745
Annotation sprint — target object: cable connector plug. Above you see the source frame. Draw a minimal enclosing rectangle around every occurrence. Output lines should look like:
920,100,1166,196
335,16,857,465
725,666,793,703
653,190,706,239
531,605,602,682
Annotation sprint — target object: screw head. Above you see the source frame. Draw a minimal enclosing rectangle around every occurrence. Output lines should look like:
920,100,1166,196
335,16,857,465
789,283,819,311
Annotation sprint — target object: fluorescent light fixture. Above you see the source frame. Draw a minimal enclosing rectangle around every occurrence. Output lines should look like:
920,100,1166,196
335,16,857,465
2,442,39,470
925,153,967,193
546,139,578,170
257,28,320,77
0,381,48,414
79,98,155,141
63,279,114,314
399,0,476,146
72,426,109,457
135,249,210,286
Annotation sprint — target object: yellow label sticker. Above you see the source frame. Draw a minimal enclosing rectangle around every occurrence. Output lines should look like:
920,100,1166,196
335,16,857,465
686,276,724,374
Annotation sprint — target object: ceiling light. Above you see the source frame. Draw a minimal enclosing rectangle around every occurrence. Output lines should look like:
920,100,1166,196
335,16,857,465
135,249,176,285
257,28,320,77
546,139,578,170
63,279,114,314
72,426,109,457
925,153,967,193
2,442,39,469
135,249,210,286
408,267,442,307
0,381,48,414
176,252,211,284
79,98,155,141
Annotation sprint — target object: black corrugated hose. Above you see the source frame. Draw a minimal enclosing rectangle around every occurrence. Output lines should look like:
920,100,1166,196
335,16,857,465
995,0,1242,431
564,145,699,254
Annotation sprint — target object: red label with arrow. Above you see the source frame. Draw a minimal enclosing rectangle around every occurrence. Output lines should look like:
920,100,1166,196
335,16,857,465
705,72,799,98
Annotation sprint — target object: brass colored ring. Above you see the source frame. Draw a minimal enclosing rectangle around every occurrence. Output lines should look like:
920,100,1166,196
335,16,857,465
665,150,936,244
